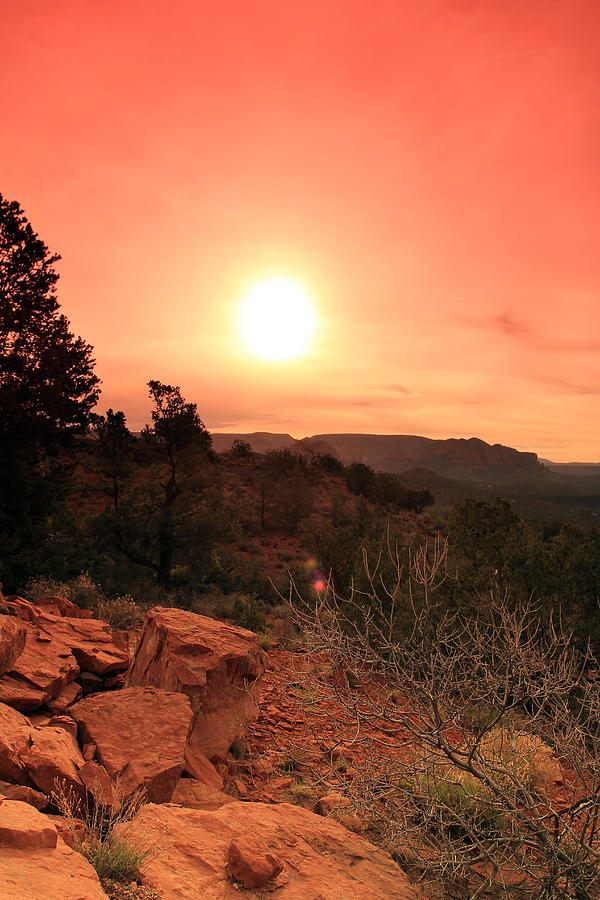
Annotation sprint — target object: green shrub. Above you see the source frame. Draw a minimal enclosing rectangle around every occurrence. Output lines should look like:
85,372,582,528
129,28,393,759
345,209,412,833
230,593,266,632
83,833,151,882
94,595,146,630
26,572,104,610
51,779,153,885
258,630,272,651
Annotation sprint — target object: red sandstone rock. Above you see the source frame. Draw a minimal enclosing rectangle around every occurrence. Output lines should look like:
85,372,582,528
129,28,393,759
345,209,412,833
0,615,26,676
36,615,129,675
134,801,427,900
171,778,234,810
183,731,223,789
78,761,116,807
0,800,107,899
47,715,78,739
82,741,96,761
127,606,266,758
227,834,283,888
0,701,32,784
0,798,57,849
0,622,79,711
70,686,193,802
20,725,85,798
0,782,48,810
33,595,94,619
43,814,87,848
46,681,82,715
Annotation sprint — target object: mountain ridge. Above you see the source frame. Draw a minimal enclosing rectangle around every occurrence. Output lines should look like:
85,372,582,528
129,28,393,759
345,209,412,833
210,431,546,483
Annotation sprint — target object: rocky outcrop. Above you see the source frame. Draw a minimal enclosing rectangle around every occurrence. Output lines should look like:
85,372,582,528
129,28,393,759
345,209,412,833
0,601,128,711
70,686,193,802
0,622,79,711
0,615,26,676
133,800,426,899
0,799,107,899
36,616,128,676
127,607,266,758
32,595,93,619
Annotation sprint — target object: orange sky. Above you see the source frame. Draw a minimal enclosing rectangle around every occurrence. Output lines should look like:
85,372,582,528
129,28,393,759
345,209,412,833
2,0,599,462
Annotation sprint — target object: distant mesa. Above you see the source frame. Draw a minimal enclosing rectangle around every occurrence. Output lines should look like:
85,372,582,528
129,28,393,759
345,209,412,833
211,431,545,484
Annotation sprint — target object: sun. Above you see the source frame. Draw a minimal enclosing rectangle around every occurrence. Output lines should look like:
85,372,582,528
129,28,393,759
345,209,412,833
238,277,317,361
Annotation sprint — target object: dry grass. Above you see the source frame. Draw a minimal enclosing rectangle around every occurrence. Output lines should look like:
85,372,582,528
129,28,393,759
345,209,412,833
51,779,155,884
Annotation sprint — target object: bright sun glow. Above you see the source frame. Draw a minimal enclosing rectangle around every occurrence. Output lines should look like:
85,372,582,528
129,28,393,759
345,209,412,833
238,277,317,361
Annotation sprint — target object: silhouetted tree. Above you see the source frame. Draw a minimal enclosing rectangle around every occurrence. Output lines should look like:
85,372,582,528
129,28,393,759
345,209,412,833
0,194,100,589
93,409,133,511
0,194,100,439
230,438,253,458
113,381,213,589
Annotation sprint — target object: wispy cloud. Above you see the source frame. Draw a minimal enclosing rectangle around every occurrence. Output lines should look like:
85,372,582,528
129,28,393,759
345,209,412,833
489,308,600,353
383,383,411,395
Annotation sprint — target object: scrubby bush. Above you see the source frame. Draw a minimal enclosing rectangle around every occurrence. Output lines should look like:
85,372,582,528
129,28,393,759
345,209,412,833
230,592,266,632
288,538,600,900
26,572,104,610
52,780,153,885
94,595,146,630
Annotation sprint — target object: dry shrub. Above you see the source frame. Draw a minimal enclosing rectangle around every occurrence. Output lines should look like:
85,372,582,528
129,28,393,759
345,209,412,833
477,726,562,793
51,778,154,884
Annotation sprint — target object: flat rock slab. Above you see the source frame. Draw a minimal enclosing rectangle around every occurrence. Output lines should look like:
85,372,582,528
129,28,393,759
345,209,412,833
0,615,26,677
134,800,427,900
70,686,193,802
127,607,266,758
0,800,107,899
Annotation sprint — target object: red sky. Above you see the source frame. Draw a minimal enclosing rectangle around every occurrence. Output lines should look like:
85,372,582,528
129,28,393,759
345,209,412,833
2,0,599,461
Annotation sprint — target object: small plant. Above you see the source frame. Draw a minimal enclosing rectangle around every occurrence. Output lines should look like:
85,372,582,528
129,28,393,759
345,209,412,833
287,781,316,808
95,595,146,630
51,779,153,885
334,754,350,774
258,630,272,651
277,748,314,773
229,737,247,760
230,592,266,633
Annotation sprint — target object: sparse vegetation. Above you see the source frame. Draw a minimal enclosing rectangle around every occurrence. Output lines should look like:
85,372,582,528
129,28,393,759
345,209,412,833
287,538,600,899
51,780,154,886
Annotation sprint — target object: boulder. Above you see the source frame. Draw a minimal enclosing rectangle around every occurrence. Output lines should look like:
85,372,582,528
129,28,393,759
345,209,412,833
133,800,427,900
0,800,107,899
20,726,85,798
0,782,48,810
0,701,32,784
70,686,193,802
0,615,26,676
171,778,234,810
46,681,82,715
227,834,283,888
0,798,57,850
0,622,79,711
183,733,223,789
127,607,266,758
78,761,116,807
